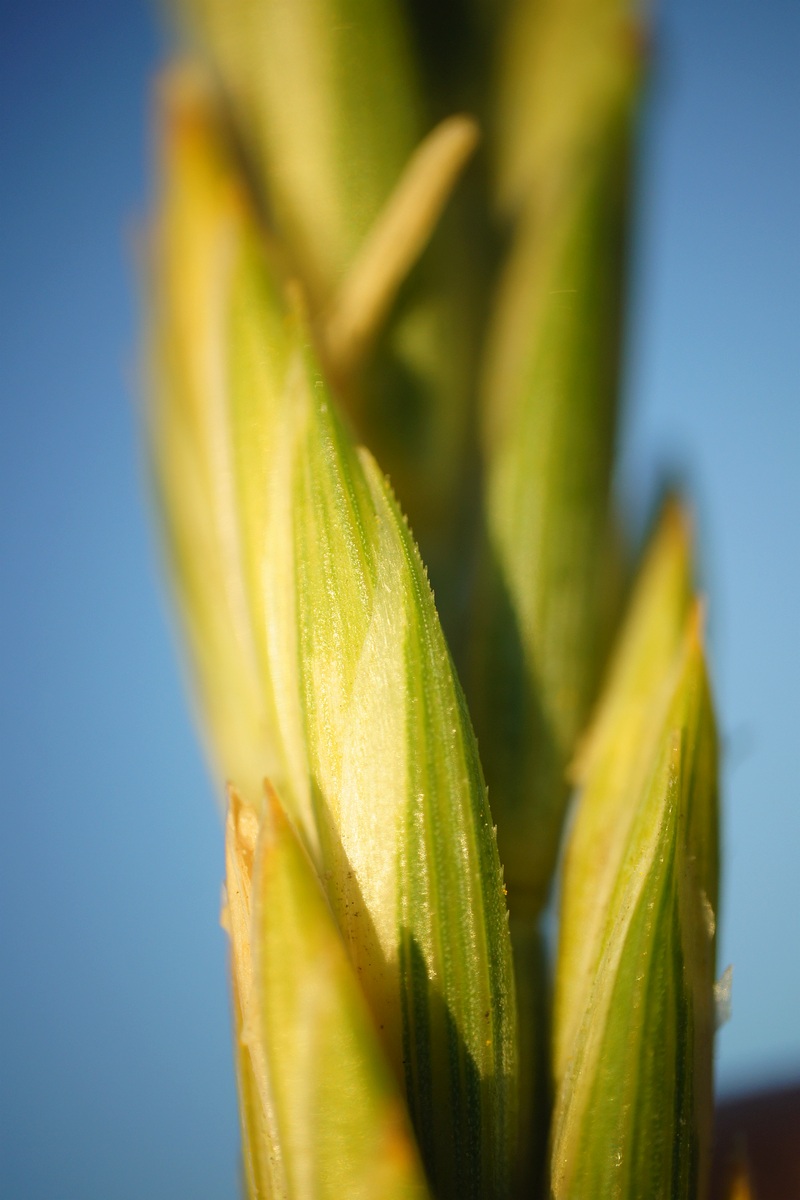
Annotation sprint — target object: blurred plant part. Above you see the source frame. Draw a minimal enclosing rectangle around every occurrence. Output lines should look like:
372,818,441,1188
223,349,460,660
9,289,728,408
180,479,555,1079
146,71,282,814
172,0,489,625
321,114,479,379
172,0,422,299
144,1,723,1198
494,0,643,218
469,0,644,915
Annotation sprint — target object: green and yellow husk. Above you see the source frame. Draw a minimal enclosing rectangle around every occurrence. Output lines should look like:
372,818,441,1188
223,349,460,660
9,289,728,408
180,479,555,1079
552,508,719,1199
148,67,516,1198
144,2,724,1198
224,782,433,1200
553,502,695,1079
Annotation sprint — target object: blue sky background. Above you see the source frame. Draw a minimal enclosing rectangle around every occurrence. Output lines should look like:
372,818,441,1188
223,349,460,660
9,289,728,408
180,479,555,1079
1,0,798,1195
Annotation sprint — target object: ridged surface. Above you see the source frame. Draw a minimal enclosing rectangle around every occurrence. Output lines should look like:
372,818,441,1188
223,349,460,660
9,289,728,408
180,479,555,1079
253,786,432,1200
552,581,718,1199
148,72,518,1198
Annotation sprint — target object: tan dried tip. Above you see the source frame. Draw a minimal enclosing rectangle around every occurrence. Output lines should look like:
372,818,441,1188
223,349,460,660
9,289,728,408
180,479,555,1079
222,786,262,1064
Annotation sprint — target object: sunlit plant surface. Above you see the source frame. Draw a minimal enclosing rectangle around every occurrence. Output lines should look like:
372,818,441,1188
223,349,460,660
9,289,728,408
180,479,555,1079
144,1,733,1196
